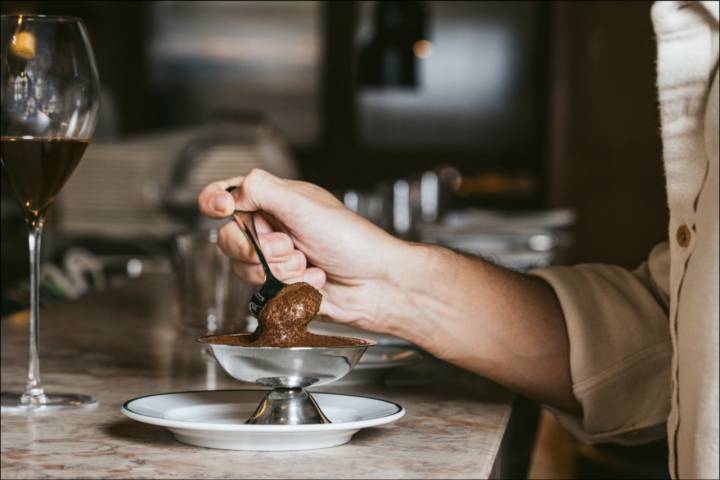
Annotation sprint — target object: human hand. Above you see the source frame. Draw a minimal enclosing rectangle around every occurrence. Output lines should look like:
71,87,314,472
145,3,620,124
197,169,408,333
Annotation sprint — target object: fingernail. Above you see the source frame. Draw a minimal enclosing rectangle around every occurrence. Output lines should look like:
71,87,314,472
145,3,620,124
212,194,229,214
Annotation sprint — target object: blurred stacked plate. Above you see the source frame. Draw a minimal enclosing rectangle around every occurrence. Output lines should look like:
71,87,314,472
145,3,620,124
308,318,412,347
419,208,576,271
308,319,423,386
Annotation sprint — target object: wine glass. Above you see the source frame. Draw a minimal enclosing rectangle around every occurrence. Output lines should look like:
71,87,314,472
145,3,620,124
1,15,100,411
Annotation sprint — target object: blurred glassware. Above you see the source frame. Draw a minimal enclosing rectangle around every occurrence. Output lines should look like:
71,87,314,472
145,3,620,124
343,166,460,238
343,187,393,231
393,167,460,238
392,178,413,237
171,229,252,336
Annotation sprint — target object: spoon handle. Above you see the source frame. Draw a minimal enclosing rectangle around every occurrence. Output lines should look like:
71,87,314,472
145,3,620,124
240,220,274,280
224,186,285,316
225,186,283,285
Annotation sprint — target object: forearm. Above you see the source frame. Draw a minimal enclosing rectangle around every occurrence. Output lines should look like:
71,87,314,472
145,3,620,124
383,242,579,411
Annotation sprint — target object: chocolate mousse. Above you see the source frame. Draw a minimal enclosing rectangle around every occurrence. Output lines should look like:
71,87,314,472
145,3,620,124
203,282,369,348
252,282,321,346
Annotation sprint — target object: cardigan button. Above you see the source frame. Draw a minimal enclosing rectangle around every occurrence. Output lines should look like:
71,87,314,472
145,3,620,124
676,224,691,248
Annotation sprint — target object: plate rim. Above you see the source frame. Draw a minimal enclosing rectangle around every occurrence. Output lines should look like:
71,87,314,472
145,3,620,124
355,346,424,370
121,389,405,432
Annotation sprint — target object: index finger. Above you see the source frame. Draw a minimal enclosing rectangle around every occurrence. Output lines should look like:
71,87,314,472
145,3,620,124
197,176,245,219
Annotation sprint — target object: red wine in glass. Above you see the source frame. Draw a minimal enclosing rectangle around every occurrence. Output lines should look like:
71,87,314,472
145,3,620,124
1,137,88,218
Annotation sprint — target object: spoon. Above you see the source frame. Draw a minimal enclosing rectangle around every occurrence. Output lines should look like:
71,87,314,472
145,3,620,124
225,186,286,317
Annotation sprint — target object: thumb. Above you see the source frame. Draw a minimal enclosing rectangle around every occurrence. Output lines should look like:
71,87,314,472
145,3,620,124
231,169,285,215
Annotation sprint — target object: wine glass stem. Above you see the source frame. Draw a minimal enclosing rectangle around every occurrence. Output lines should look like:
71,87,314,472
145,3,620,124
22,217,47,404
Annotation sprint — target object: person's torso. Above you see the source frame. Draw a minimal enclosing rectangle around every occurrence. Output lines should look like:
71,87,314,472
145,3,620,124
652,1,719,477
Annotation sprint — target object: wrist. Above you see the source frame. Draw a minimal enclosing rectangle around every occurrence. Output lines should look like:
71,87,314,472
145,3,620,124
378,240,454,350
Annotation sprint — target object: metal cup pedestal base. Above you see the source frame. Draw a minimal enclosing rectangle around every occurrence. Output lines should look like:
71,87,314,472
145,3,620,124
246,387,330,424
198,334,374,425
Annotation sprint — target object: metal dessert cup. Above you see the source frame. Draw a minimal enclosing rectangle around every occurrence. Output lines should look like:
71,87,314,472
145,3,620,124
197,334,375,425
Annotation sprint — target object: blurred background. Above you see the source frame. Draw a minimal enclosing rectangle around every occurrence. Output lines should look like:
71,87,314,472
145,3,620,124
1,1,668,478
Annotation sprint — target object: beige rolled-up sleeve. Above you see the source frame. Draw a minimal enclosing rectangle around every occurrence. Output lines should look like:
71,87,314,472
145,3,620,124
531,242,672,445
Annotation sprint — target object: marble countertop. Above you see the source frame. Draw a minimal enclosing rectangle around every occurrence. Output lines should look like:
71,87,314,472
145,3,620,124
1,274,514,479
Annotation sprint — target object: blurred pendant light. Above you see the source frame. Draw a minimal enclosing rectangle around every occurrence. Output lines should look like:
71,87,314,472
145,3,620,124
358,1,429,88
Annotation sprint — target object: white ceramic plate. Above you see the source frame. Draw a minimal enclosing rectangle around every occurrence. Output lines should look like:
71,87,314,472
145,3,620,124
122,390,405,451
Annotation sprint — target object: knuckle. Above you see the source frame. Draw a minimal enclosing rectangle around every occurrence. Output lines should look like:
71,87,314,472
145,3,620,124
277,235,295,255
244,168,278,197
231,260,245,277
217,224,238,252
219,225,248,260
217,224,232,250
294,251,307,270
232,261,261,283
245,168,265,189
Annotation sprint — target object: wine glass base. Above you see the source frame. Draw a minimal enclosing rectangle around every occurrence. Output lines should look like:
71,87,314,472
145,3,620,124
1,392,97,413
